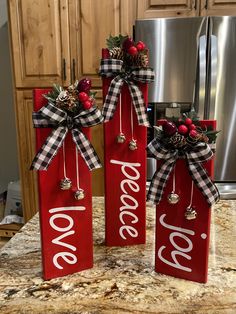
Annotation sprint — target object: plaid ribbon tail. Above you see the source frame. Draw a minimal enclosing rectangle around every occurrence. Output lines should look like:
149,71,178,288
30,126,67,170
102,75,124,122
187,160,220,205
128,82,150,127
72,129,102,170
147,159,176,204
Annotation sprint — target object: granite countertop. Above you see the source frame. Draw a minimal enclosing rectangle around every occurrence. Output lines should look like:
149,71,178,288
0,197,235,314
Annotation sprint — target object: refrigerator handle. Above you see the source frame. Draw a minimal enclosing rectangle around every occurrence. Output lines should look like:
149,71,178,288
208,35,218,119
198,35,207,120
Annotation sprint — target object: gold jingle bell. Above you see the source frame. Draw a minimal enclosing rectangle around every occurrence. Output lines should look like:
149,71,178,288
185,207,197,220
74,188,85,200
116,133,126,144
167,192,180,204
129,139,137,151
60,178,72,190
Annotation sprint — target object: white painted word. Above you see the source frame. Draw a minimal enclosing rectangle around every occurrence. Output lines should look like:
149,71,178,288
157,214,195,272
110,159,141,240
49,206,85,270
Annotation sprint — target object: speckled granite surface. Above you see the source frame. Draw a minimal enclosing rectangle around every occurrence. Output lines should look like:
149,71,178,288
0,198,235,314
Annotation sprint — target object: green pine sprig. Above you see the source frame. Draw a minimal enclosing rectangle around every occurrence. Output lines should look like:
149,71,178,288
106,34,128,49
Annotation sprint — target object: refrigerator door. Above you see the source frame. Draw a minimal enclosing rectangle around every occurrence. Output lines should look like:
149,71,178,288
208,17,236,185
135,17,208,104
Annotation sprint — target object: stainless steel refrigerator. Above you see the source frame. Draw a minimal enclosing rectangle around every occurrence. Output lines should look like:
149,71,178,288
136,16,236,199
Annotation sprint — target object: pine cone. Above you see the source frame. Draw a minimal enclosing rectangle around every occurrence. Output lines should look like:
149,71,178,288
109,47,124,60
167,133,186,148
133,53,149,67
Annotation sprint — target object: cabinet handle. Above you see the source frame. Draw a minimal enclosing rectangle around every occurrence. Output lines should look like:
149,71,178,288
62,58,66,81
205,0,208,9
72,59,76,82
192,0,196,10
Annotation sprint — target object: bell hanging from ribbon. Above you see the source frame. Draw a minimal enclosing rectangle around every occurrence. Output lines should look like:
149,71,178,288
185,207,197,220
60,178,72,190
129,139,138,151
167,192,180,204
116,133,126,143
167,168,180,205
74,188,85,200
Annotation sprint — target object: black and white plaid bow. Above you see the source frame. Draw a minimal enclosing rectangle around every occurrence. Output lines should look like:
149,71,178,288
30,102,103,171
147,138,220,206
99,59,155,127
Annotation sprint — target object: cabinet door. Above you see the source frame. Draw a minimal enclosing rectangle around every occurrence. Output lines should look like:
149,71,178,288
69,0,136,88
137,0,199,18
15,90,39,222
200,0,236,16
8,0,71,88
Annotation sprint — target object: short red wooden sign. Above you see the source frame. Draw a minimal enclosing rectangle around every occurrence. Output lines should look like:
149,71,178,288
155,120,216,283
34,89,93,280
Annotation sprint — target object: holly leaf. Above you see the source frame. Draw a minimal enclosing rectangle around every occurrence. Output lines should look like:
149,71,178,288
106,34,128,49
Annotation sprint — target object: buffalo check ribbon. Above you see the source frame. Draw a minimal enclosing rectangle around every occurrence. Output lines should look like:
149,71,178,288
147,138,220,206
30,102,103,171
99,59,155,127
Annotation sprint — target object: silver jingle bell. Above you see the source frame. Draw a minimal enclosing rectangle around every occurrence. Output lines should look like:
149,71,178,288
60,178,72,190
167,192,180,204
185,207,197,220
129,139,137,151
116,133,126,144
74,188,85,200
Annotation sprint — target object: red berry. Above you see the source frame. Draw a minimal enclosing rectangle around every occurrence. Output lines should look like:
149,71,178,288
136,41,146,51
185,118,192,125
78,92,89,102
178,124,188,135
128,46,138,56
189,130,198,138
83,100,92,110
123,37,134,52
163,121,177,136
189,124,196,130
78,78,91,94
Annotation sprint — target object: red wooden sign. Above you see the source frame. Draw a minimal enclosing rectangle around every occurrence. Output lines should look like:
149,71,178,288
155,120,216,283
102,49,147,246
34,89,93,280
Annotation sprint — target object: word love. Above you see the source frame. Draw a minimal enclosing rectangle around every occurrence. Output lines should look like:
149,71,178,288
157,214,195,272
49,206,85,270
110,159,141,240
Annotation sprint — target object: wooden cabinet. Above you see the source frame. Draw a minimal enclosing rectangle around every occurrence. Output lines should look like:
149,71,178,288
137,0,200,18
8,0,71,88
8,0,137,222
14,90,39,222
200,0,236,16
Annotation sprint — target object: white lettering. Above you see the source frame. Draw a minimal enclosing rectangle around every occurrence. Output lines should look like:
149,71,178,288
110,160,141,240
158,214,195,273
120,225,138,240
53,252,77,270
49,206,85,270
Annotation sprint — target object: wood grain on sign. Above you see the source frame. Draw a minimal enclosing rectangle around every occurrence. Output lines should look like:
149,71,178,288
102,49,147,247
34,90,93,280
155,120,216,283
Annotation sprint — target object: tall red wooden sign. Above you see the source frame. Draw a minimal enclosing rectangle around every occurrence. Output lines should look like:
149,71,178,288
102,50,148,246
155,120,216,283
34,89,93,280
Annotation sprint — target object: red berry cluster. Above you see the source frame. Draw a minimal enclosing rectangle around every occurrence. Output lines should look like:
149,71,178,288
178,118,198,138
123,37,146,56
77,78,93,110
162,118,198,138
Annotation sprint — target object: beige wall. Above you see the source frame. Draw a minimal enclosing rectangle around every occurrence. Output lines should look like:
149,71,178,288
0,0,19,192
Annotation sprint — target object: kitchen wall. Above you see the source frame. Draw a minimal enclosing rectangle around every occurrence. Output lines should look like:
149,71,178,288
0,0,19,193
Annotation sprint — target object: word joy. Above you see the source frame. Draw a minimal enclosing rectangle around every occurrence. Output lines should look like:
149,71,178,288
110,159,141,240
49,206,85,270
158,214,196,273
